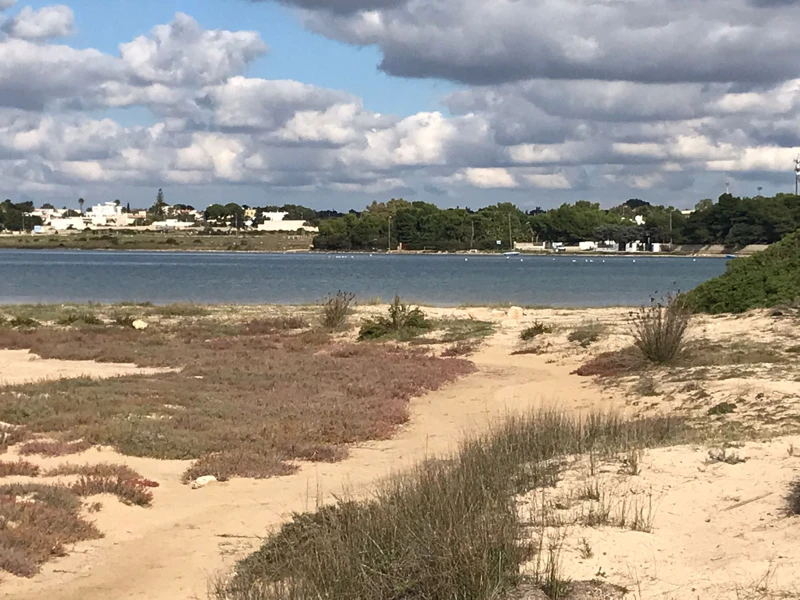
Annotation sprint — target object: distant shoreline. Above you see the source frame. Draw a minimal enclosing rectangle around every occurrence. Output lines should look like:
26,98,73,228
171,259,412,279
0,245,738,258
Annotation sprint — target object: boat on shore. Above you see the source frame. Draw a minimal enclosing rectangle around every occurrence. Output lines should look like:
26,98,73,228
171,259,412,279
503,251,521,257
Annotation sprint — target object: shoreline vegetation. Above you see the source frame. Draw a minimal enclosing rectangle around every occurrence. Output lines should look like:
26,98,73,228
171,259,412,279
0,230,755,257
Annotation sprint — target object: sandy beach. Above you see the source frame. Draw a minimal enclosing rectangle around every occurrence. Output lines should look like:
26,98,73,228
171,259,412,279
0,304,798,599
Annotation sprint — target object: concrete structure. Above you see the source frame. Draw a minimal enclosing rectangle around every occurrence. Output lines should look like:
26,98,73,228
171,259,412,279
88,202,130,227
513,241,546,251
257,211,319,233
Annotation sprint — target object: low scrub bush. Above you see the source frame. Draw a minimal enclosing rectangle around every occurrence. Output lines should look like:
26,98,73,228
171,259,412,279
113,313,137,327
18,440,92,457
320,291,355,329
216,412,686,600
0,483,101,577
245,316,308,335
56,312,103,326
71,475,153,507
0,460,40,477
8,317,40,329
684,230,800,313
520,321,552,341
567,322,606,347
359,296,432,341
630,293,691,364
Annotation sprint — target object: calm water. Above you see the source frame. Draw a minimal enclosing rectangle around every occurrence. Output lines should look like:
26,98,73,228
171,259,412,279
0,250,727,307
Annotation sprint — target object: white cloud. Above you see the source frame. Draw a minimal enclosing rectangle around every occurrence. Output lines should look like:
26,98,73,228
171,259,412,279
453,168,518,188
2,5,73,39
2,5,800,207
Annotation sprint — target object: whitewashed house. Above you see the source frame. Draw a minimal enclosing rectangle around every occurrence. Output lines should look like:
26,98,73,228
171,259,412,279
257,211,319,233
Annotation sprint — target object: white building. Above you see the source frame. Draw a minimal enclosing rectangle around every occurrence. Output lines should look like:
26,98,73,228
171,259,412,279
51,217,88,231
154,219,196,230
88,202,131,227
257,211,319,233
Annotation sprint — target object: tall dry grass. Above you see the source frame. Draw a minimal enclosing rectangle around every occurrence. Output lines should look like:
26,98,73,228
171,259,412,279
215,411,686,600
630,293,692,364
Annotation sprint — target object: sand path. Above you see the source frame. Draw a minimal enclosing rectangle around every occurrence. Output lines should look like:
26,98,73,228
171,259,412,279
0,349,173,386
2,322,625,600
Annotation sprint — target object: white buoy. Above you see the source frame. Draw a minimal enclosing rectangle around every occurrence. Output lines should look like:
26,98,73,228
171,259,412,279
465,258,468,261
572,259,577,263
520,259,523,262
632,259,636,263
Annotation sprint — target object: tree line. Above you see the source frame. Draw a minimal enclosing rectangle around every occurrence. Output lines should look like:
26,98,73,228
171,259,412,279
3,193,799,249
312,194,800,251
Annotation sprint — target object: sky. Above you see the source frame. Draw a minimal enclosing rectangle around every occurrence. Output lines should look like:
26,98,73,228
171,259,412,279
2,0,800,211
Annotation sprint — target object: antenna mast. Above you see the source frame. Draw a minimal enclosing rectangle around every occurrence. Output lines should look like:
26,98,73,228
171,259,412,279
794,155,800,195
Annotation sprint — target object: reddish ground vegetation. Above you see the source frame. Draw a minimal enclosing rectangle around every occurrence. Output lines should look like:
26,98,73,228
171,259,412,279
0,324,474,482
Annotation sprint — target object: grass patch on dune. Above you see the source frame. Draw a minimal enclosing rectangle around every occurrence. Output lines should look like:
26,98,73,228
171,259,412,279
0,323,473,483
215,411,687,600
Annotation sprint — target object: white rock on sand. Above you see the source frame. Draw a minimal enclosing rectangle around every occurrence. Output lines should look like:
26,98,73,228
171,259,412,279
191,475,218,489
132,320,148,330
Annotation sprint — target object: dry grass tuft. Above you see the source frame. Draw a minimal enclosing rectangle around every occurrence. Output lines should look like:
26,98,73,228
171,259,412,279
320,291,355,329
0,460,40,477
18,440,92,457
216,412,686,600
630,292,692,364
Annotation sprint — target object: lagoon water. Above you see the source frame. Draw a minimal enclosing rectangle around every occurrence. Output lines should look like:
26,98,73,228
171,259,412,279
0,249,728,307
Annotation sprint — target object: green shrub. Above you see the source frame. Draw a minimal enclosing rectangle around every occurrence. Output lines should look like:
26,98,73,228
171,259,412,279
520,321,552,341
320,291,356,329
359,296,432,341
630,293,691,365
9,317,40,329
56,312,103,326
567,322,606,347
684,230,800,313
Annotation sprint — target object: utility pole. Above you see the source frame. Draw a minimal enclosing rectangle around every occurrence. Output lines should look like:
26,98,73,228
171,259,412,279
470,218,475,250
387,216,392,253
669,211,673,246
508,214,513,250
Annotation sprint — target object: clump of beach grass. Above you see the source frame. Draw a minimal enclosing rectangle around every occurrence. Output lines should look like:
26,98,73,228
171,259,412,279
320,291,355,329
520,321,553,341
359,295,432,341
214,411,686,600
631,292,692,365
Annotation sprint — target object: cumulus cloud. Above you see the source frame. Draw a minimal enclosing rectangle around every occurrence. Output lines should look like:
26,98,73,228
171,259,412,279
2,4,73,39
119,13,268,87
293,0,800,87
0,0,17,11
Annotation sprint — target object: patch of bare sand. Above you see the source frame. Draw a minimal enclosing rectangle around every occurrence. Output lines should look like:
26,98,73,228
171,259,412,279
0,349,174,386
523,437,800,599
